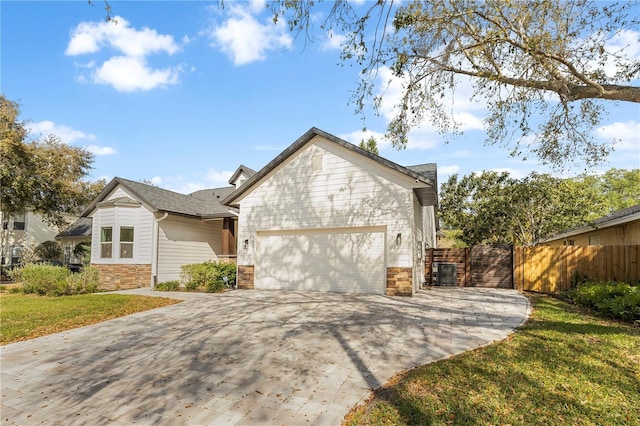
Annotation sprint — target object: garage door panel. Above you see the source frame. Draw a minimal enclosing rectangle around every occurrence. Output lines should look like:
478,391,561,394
255,230,385,294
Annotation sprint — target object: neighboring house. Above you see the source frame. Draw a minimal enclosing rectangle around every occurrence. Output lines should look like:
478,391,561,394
82,170,251,290
542,204,640,246
223,127,438,296
0,210,74,266
56,217,93,265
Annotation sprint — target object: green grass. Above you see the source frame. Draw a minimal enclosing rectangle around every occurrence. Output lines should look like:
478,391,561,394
345,294,640,426
0,293,180,344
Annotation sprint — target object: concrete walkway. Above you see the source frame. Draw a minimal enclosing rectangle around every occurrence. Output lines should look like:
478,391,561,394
1,288,530,425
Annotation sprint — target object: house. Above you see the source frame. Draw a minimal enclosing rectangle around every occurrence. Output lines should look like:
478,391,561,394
0,210,74,266
82,170,252,290
223,127,438,296
56,217,93,265
542,204,640,246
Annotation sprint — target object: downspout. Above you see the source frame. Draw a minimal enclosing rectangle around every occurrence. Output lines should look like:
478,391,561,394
152,212,169,287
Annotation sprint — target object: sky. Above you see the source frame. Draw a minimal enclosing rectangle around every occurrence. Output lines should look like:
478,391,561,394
2,0,639,194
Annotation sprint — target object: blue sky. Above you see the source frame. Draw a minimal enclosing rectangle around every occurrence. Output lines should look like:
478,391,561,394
2,1,639,194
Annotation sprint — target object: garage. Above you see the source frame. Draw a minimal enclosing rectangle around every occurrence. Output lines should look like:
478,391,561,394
254,228,385,294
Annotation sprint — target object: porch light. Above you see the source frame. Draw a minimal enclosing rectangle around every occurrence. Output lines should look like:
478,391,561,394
396,233,402,246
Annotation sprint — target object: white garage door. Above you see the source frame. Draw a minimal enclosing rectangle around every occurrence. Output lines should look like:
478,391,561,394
255,229,385,294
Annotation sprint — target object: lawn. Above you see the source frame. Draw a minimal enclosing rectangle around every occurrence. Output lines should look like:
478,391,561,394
0,292,180,344
345,294,640,426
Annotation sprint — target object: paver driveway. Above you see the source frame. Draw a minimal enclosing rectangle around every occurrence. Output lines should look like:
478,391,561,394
1,288,529,425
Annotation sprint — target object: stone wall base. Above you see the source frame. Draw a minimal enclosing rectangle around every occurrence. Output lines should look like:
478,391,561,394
237,265,254,289
218,256,237,265
386,267,413,296
92,263,152,290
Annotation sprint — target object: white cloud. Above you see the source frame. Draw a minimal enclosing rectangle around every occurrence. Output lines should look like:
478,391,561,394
85,145,118,156
596,120,640,152
321,30,347,51
28,120,96,143
66,16,184,92
375,66,485,132
66,17,179,57
150,176,163,186
340,127,439,151
93,56,180,92
205,169,234,185
487,167,528,179
209,4,292,65
438,165,461,176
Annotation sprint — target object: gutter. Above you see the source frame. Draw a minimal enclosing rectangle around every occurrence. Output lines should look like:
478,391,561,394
152,212,169,287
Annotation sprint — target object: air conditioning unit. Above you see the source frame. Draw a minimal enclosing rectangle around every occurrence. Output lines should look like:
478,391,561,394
432,262,457,286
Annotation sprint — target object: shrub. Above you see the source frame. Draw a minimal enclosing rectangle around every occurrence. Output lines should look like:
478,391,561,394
206,262,236,293
12,263,99,296
34,240,63,262
13,263,71,295
564,281,640,322
179,261,236,293
154,280,180,291
65,267,99,294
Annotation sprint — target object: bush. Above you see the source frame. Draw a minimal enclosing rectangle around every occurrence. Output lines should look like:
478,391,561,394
34,241,63,262
65,267,99,294
179,261,236,293
154,280,180,291
206,262,236,293
12,263,99,296
564,281,640,322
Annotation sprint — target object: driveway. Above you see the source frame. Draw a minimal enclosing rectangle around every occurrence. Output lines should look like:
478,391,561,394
1,288,529,425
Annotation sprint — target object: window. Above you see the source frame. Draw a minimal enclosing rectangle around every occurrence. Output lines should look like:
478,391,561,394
11,245,23,265
120,227,134,258
101,227,112,258
12,213,25,230
64,246,71,264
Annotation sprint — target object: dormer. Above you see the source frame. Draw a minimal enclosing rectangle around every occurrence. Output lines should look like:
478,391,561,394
229,165,257,188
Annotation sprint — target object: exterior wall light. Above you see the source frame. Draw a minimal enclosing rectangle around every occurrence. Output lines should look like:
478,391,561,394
396,233,402,246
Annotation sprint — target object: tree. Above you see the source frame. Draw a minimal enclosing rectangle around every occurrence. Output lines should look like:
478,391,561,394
439,171,516,246
439,171,593,246
273,1,639,168
358,136,379,155
34,241,63,262
1,95,104,227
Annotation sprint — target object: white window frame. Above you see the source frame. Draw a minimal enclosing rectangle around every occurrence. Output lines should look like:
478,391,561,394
119,226,134,259
101,227,113,258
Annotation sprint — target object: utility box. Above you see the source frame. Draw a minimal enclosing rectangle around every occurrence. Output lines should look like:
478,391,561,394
436,263,457,286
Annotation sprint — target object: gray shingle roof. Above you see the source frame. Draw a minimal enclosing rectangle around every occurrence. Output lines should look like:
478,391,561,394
57,217,92,238
223,127,438,207
83,178,237,219
228,165,257,185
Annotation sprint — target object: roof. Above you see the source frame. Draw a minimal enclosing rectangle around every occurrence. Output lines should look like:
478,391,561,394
228,165,257,185
57,217,92,238
223,127,438,206
544,204,640,242
82,178,237,219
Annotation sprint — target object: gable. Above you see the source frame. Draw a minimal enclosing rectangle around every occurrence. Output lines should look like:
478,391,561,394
224,129,436,207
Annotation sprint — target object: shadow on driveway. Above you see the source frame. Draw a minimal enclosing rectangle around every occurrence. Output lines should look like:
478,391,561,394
1,288,529,425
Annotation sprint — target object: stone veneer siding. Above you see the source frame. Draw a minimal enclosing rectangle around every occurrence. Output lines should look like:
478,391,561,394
92,264,152,290
237,265,254,289
386,267,413,296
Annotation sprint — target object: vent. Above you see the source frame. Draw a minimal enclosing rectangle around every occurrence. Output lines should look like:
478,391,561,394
311,152,323,171
433,263,457,286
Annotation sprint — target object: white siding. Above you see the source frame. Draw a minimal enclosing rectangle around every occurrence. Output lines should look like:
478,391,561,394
156,215,222,283
90,187,154,265
413,195,425,291
236,136,424,292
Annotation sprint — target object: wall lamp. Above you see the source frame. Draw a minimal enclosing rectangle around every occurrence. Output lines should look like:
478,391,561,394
395,233,402,246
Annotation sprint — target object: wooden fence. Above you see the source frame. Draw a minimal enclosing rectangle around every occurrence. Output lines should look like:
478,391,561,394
514,245,640,294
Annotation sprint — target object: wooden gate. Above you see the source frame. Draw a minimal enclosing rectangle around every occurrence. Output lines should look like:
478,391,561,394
425,246,514,288
469,246,513,288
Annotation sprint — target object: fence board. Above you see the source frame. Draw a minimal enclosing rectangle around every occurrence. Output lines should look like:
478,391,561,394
514,245,640,294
